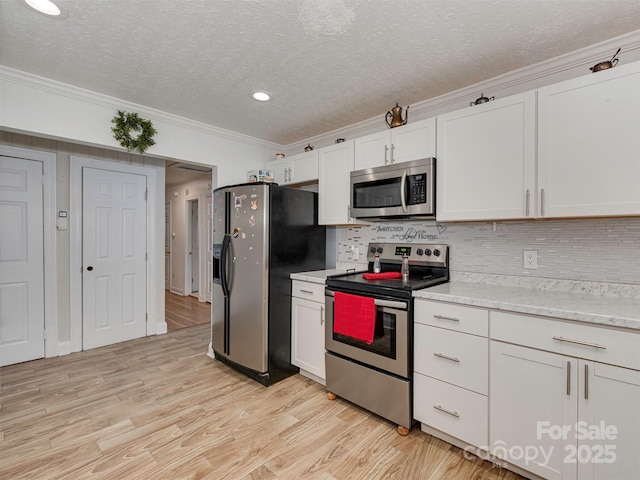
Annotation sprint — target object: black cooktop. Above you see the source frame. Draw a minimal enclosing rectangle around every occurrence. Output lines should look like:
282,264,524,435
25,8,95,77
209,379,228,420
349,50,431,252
326,242,450,299
326,269,449,299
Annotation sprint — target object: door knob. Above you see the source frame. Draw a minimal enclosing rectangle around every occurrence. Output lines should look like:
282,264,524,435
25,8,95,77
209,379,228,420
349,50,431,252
87,266,94,271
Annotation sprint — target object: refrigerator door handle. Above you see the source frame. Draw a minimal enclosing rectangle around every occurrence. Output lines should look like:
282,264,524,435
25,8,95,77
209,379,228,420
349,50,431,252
221,233,231,355
220,234,231,296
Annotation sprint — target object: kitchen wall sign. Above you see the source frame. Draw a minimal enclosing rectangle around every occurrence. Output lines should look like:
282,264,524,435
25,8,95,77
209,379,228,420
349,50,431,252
372,223,447,241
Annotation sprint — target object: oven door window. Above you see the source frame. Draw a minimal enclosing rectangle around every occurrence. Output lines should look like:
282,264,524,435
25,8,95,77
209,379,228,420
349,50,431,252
333,308,396,359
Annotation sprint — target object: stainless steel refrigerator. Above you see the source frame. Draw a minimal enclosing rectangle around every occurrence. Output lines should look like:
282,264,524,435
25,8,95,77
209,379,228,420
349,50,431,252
211,182,326,385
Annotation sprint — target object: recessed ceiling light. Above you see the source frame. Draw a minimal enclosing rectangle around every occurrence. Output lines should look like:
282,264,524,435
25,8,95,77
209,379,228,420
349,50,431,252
23,0,67,18
252,91,271,102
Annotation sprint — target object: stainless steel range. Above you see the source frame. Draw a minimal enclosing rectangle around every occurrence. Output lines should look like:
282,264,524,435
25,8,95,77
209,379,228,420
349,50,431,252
325,242,449,435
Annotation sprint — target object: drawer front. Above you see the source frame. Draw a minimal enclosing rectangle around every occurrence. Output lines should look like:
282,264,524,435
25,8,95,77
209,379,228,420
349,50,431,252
491,311,640,371
414,372,488,448
414,324,488,394
415,300,489,336
292,280,325,303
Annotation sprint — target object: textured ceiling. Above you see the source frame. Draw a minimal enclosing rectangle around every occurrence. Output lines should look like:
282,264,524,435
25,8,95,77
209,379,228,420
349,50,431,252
2,0,640,146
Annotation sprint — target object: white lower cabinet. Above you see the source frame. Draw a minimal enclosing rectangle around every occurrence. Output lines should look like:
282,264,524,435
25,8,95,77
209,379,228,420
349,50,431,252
414,299,640,480
490,312,640,480
413,300,489,448
490,342,577,480
291,280,326,382
414,372,488,448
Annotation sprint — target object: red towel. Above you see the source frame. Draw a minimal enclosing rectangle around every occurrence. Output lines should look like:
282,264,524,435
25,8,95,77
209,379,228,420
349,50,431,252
362,271,403,280
333,292,377,344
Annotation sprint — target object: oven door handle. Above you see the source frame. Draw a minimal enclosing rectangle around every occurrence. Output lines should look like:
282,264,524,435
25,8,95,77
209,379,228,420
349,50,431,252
325,290,407,311
374,298,408,310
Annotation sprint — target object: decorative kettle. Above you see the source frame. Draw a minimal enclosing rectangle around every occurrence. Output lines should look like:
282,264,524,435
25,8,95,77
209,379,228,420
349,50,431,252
590,48,621,73
385,103,409,128
470,93,495,106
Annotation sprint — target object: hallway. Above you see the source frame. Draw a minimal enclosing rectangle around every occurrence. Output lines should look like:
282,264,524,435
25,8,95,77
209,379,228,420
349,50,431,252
165,291,210,331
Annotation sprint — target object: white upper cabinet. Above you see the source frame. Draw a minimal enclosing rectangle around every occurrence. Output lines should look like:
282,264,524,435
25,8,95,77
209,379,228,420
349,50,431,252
537,61,640,218
268,156,291,184
436,92,537,221
354,118,436,170
318,140,357,225
354,130,389,170
267,150,319,185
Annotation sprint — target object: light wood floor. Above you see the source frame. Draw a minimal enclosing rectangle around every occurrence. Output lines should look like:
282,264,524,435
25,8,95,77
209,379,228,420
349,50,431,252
165,290,211,332
0,324,526,480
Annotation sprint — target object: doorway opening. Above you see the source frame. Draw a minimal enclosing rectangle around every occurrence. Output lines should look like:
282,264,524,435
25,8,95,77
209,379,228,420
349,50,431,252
165,161,215,332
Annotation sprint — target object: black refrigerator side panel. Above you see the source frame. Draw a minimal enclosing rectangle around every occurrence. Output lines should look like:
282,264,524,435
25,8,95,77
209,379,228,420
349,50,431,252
268,185,326,382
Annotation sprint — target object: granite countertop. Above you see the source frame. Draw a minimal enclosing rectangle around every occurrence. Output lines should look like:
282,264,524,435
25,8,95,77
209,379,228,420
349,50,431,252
414,281,640,330
290,269,349,285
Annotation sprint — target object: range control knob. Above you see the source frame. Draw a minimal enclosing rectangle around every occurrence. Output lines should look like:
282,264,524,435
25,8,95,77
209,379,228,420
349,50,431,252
416,248,424,256
424,249,432,256
376,247,383,254
433,249,441,257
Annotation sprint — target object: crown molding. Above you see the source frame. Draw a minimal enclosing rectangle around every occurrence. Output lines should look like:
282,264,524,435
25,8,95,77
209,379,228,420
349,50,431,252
0,66,282,151
283,29,640,154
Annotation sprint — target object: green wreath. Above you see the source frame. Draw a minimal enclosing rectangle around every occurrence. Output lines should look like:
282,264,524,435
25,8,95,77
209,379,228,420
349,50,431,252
111,110,157,154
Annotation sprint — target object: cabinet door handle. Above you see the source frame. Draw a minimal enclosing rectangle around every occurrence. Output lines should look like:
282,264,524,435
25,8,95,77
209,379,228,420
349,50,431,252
540,188,546,216
552,336,607,350
384,145,389,164
566,360,571,396
433,314,460,322
321,305,325,325
390,143,395,163
433,404,460,418
584,364,589,400
299,289,314,294
434,352,460,363
525,189,530,216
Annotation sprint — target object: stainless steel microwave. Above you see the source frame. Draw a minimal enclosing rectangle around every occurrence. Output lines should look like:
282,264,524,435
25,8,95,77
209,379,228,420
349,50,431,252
350,157,436,220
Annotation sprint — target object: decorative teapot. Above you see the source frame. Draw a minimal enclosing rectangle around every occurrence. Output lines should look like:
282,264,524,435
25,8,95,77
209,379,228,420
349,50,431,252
590,48,620,73
470,93,495,106
385,103,409,128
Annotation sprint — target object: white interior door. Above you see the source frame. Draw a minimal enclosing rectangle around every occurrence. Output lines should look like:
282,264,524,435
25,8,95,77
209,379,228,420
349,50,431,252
189,199,199,294
0,156,45,366
82,167,147,350
205,195,212,303
165,201,171,290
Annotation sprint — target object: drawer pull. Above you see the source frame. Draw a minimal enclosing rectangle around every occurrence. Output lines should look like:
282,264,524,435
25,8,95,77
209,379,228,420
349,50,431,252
566,360,571,396
299,289,315,294
552,336,607,350
433,314,460,322
433,404,460,418
434,352,460,363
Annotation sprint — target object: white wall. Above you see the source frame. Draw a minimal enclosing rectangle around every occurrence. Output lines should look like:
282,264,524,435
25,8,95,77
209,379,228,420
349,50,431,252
0,67,279,187
0,131,165,352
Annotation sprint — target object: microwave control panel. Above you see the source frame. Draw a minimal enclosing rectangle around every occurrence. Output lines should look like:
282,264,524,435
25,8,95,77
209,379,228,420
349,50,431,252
407,174,427,205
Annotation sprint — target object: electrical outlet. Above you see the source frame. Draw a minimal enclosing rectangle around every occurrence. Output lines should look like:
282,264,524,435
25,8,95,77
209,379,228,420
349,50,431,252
352,247,360,261
524,250,538,269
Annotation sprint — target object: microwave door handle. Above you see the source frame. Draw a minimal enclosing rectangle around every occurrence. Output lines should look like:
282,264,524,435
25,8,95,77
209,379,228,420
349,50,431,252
400,170,408,213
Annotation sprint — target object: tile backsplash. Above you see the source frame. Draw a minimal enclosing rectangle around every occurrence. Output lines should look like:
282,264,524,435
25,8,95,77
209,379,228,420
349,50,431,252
337,218,640,285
